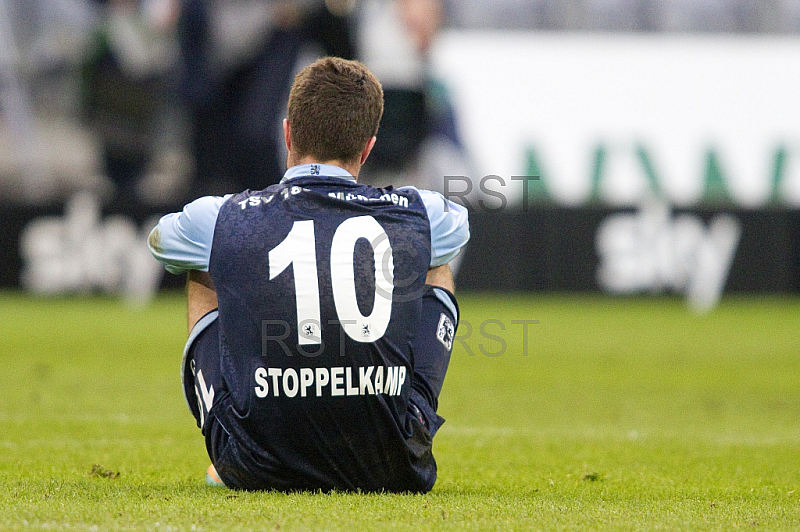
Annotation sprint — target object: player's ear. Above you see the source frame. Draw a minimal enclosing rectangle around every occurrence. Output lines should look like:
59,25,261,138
360,136,377,165
283,118,292,151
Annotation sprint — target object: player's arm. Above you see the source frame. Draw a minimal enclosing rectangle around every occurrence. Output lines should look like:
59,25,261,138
405,187,470,267
425,264,454,293
148,196,230,331
405,187,469,294
147,195,230,274
187,270,217,333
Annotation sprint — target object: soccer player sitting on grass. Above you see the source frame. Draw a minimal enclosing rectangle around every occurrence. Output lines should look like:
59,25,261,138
148,57,469,492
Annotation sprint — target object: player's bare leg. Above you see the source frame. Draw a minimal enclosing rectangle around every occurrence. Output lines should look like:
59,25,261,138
187,270,218,333
425,263,455,294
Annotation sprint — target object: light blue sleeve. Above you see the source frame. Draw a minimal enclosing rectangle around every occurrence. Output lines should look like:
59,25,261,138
147,195,231,274
402,187,470,267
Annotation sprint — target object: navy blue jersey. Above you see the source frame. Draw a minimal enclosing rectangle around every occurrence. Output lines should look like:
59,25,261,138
209,177,436,491
150,163,470,491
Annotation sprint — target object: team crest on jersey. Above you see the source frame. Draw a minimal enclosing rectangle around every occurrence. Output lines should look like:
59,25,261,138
436,313,454,351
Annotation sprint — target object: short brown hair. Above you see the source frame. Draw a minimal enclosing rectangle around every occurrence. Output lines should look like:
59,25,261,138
287,57,384,164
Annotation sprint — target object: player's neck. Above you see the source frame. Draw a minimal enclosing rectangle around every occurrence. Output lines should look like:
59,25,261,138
289,155,361,180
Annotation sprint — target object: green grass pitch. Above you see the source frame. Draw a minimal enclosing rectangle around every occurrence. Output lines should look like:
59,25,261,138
1,291,799,530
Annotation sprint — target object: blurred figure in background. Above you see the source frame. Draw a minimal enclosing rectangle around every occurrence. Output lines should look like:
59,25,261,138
177,0,356,197
356,0,472,193
83,0,356,206
83,0,182,207
0,0,97,203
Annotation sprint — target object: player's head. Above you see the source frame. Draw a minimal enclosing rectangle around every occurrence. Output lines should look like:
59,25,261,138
285,57,384,170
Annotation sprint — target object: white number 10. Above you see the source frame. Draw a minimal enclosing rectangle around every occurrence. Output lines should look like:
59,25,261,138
268,216,394,345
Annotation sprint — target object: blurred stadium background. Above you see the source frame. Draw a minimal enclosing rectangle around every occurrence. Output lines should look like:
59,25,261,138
3,4,800,526
1,0,799,306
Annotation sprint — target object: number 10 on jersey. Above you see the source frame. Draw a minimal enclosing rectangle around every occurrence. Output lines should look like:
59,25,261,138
268,216,394,345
